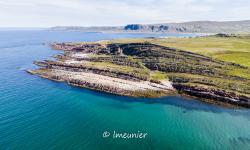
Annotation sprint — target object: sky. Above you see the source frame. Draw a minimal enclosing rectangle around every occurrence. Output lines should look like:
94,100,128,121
0,0,250,27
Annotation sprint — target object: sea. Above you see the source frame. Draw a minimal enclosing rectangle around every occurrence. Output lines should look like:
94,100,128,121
0,30,249,150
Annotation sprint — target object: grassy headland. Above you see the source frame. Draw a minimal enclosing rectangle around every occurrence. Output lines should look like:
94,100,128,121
29,34,250,107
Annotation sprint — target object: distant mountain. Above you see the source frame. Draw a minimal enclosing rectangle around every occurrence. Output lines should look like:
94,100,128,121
51,20,250,33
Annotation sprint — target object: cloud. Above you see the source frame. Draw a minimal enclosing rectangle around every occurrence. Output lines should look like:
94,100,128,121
0,0,249,27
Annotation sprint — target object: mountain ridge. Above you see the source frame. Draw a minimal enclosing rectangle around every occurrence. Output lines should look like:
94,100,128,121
50,20,250,33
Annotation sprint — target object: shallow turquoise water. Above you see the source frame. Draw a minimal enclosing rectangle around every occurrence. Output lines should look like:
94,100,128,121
0,30,249,150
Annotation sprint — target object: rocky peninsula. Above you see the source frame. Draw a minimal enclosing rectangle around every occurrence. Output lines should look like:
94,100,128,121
28,40,250,108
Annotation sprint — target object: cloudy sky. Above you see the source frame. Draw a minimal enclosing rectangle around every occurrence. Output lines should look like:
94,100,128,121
0,0,250,27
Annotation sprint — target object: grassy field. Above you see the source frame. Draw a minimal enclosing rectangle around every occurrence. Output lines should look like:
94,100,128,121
108,35,250,67
105,37,250,80
151,36,250,67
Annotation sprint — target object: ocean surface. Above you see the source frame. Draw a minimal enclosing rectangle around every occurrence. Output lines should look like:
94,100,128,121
0,30,249,150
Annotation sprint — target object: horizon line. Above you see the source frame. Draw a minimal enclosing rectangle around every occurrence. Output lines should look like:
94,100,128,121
1,19,250,29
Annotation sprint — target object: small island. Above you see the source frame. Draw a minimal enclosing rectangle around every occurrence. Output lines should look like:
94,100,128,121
28,34,250,108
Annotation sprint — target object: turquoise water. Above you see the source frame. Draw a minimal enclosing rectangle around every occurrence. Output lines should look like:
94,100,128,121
0,30,249,150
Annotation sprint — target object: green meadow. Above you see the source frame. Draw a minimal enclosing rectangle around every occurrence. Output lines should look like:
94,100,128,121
109,35,250,67
151,36,250,67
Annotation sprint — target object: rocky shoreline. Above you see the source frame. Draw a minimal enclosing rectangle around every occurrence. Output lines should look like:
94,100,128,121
28,42,250,108
173,84,250,108
28,69,174,98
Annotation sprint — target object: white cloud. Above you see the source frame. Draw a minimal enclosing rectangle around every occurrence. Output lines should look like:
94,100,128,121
0,0,249,27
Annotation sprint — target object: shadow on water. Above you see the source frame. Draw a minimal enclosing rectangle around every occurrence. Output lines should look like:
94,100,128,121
46,79,250,120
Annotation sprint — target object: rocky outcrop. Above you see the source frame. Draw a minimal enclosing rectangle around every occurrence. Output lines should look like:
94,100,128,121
34,60,148,81
29,69,174,98
173,84,250,108
51,42,108,53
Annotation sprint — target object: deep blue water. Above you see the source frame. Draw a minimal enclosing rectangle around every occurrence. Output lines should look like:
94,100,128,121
0,30,250,150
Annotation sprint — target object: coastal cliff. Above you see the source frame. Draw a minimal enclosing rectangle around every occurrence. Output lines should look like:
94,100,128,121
28,41,250,108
